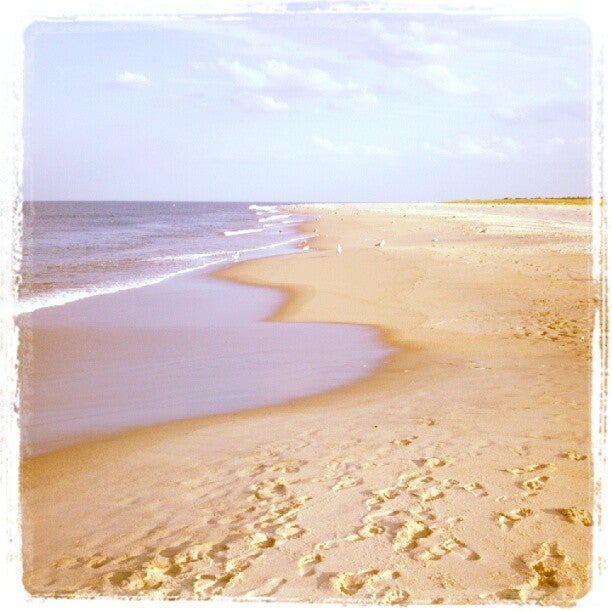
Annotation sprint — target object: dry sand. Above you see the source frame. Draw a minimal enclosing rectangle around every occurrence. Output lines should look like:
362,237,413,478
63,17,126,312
20,202,597,605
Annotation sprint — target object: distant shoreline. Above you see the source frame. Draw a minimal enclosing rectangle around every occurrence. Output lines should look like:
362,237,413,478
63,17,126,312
445,197,592,205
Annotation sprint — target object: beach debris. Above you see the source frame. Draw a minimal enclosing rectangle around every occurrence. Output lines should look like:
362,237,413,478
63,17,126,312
302,245,310,251
337,244,343,255
375,240,385,248
431,237,439,243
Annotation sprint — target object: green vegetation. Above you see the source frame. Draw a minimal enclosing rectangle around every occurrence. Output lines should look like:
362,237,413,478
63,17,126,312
444,197,593,205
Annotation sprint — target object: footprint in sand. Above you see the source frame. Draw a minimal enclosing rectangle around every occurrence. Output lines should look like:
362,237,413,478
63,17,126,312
332,475,363,491
420,537,480,563
521,475,550,495
379,586,411,604
505,463,552,475
172,545,206,565
495,542,589,603
497,508,533,531
367,486,401,508
562,451,587,461
275,522,305,539
440,478,459,489
248,532,276,549
314,540,338,552
350,521,385,541
256,495,311,528
249,478,287,501
86,554,109,569
392,436,418,446
225,557,252,573
207,542,230,563
401,474,434,490
461,482,488,497
393,519,433,552
417,418,435,426
414,457,448,469
558,507,592,526
120,557,182,592
333,569,379,595
298,552,323,576
414,487,444,502
268,459,305,473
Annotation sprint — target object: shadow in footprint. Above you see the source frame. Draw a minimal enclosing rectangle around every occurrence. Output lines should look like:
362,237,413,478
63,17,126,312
316,572,337,590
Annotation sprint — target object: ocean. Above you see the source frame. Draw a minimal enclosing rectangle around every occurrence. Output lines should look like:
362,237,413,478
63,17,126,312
18,201,306,314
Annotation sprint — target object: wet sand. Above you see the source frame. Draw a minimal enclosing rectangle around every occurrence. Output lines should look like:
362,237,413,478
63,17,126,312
20,202,596,605
19,269,390,456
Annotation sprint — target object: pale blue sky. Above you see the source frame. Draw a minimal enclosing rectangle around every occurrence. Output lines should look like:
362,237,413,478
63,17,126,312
23,13,591,201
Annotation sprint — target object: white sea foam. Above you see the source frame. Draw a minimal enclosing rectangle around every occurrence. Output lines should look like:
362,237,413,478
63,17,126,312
222,228,264,236
258,214,292,223
249,204,278,212
150,251,226,262
240,236,305,253
14,260,226,315
14,236,308,315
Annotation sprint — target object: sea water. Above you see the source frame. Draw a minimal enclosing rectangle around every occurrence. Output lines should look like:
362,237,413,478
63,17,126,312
18,201,307,313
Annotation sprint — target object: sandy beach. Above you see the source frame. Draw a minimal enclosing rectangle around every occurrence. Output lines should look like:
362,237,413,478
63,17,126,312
20,202,596,605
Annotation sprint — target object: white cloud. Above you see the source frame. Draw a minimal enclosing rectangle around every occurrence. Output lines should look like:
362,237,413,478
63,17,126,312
313,136,394,158
262,60,343,95
418,64,474,95
313,136,350,154
491,135,522,154
220,58,377,107
237,93,289,112
220,60,268,89
114,71,152,89
425,134,584,161
492,99,588,123
367,19,448,66
424,137,508,160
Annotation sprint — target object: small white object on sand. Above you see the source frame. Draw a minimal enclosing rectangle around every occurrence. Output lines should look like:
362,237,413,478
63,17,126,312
302,245,310,251
375,240,385,248
432,237,438,243
337,244,343,255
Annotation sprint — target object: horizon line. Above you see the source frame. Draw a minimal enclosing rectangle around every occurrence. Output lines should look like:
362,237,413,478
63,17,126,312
23,196,592,204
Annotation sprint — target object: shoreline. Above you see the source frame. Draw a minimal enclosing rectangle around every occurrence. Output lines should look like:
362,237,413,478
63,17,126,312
18,238,391,457
20,202,596,604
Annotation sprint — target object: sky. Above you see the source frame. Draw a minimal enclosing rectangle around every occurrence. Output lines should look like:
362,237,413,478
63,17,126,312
23,12,592,202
